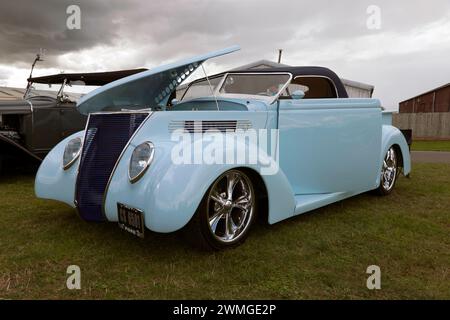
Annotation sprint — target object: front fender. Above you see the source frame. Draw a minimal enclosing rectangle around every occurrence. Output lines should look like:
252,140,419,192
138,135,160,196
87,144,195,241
34,131,84,207
104,138,296,233
380,125,411,179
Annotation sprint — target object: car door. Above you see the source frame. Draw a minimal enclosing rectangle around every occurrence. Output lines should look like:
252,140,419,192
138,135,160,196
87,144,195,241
277,76,381,194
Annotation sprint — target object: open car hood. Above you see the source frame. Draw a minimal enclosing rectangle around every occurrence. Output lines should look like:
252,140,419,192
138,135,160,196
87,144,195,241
77,46,240,114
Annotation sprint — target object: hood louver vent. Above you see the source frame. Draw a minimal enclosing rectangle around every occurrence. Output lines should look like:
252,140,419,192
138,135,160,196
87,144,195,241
169,120,252,133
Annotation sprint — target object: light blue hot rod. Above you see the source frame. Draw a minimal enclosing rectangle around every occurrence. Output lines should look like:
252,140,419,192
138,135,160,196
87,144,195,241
35,46,411,249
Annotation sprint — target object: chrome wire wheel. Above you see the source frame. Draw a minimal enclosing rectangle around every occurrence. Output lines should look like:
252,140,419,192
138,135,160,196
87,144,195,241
206,170,255,243
381,147,398,192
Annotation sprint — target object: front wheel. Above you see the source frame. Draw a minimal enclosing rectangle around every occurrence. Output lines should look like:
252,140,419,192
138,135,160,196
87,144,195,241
186,169,257,250
376,146,399,195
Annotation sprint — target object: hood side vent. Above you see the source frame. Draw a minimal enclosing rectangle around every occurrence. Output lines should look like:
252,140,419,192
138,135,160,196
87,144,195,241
169,120,252,133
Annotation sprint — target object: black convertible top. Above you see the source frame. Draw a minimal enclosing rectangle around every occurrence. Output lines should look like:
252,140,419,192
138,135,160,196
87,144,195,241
196,66,349,98
28,68,148,86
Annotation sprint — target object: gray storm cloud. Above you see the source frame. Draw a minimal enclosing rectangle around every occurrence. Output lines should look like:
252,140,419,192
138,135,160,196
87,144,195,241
0,0,126,66
0,0,449,107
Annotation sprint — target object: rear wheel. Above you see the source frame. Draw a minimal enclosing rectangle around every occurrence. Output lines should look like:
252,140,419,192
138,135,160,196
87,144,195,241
376,146,398,195
187,169,257,250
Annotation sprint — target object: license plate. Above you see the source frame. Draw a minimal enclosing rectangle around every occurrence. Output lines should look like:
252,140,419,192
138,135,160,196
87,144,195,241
117,203,145,238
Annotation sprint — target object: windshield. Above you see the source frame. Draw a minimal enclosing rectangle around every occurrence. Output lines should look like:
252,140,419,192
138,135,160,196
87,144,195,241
219,73,291,97
27,82,99,102
181,76,223,101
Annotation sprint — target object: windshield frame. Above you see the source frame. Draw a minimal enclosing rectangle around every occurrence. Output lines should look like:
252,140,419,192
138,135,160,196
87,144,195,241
25,80,98,103
24,80,70,101
181,72,293,104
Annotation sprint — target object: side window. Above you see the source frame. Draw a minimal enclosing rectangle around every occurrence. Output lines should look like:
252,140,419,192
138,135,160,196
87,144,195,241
281,77,337,99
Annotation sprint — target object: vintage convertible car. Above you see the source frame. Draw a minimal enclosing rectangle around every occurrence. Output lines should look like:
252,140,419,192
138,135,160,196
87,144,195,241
0,68,146,171
35,46,411,249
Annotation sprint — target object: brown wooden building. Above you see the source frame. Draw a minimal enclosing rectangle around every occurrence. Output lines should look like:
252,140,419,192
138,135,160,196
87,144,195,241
399,83,450,113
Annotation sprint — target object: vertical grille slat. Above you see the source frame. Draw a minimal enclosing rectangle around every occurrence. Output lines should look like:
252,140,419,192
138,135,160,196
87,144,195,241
75,113,148,221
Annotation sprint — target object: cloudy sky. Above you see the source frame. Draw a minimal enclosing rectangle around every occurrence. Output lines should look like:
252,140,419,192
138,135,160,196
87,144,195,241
0,0,449,108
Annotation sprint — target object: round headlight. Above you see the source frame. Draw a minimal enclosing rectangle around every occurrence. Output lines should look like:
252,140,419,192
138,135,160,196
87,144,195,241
129,142,155,183
63,137,82,170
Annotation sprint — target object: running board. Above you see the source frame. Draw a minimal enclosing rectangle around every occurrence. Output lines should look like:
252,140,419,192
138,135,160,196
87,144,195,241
294,191,360,216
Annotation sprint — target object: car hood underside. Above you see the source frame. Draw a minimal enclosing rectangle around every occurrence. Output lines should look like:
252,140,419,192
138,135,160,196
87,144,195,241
76,46,240,115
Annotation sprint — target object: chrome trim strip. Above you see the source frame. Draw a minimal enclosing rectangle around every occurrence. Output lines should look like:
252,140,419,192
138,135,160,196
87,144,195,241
89,110,153,115
73,114,91,215
24,100,34,141
73,113,92,216
101,111,154,218
25,99,34,113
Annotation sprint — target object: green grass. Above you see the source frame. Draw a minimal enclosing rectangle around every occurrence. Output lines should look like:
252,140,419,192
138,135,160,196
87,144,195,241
411,140,450,152
0,164,449,299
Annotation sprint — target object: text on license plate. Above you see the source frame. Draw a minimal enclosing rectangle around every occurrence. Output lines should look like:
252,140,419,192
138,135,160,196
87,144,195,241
117,203,145,238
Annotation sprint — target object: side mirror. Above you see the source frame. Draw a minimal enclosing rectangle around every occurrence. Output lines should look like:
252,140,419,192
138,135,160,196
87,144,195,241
171,98,179,106
291,90,305,100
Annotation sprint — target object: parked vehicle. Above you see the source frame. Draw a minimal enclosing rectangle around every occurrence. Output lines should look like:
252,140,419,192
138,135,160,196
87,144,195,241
0,68,146,171
35,46,411,250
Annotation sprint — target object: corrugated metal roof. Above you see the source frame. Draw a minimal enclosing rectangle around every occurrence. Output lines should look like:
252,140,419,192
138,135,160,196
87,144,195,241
399,83,450,103
0,86,82,101
0,87,26,100
229,59,290,70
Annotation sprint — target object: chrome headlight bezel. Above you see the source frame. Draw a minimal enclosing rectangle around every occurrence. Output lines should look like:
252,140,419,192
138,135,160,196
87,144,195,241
62,137,82,170
128,141,155,183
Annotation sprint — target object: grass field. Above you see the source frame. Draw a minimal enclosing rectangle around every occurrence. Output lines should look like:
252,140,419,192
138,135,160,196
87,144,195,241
411,140,450,152
0,163,449,299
